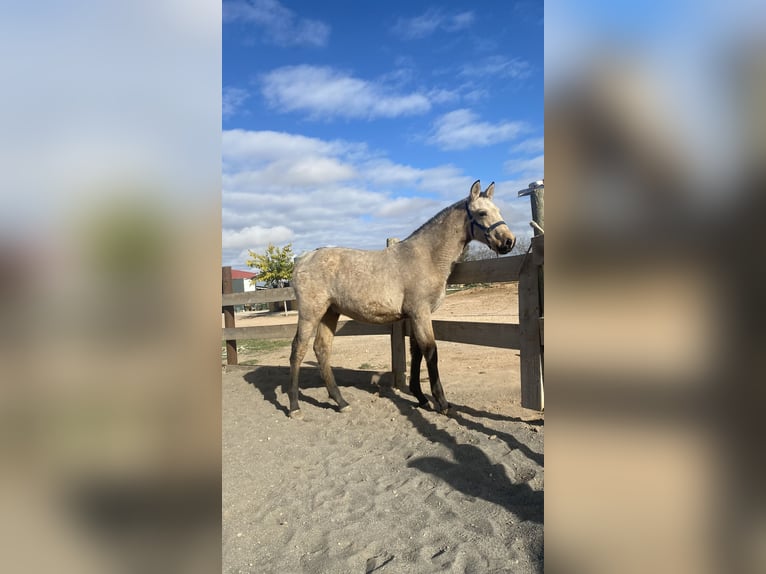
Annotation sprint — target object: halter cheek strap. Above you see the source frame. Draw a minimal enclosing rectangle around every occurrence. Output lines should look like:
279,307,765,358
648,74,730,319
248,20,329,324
465,201,507,242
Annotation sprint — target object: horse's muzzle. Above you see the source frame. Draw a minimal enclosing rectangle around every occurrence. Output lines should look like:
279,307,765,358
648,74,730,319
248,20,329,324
496,236,515,255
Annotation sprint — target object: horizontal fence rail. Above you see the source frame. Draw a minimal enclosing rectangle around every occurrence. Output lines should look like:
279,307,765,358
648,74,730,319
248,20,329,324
222,287,295,308
222,320,521,350
222,237,543,411
222,320,391,341
445,254,525,285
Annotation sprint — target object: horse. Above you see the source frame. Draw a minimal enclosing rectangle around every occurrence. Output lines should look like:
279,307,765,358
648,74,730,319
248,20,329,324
287,180,515,418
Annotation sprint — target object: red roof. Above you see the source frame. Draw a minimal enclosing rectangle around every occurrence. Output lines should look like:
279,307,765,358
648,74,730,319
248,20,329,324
231,269,257,280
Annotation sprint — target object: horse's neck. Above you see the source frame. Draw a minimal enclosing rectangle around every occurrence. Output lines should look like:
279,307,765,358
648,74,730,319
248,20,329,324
406,205,468,278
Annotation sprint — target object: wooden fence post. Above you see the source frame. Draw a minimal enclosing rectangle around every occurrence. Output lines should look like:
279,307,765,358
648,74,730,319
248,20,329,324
222,266,238,365
519,250,544,410
519,181,544,316
387,238,408,391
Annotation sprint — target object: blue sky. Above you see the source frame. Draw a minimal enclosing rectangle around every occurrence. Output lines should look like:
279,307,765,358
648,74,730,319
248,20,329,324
222,0,543,267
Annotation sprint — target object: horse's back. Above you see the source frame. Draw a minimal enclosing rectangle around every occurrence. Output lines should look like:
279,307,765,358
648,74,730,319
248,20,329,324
293,247,405,323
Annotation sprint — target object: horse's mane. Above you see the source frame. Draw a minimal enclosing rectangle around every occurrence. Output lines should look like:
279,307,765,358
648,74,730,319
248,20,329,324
403,199,465,241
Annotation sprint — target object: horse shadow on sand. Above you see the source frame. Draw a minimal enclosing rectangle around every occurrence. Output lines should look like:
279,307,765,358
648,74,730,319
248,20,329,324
243,363,382,417
242,365,543,526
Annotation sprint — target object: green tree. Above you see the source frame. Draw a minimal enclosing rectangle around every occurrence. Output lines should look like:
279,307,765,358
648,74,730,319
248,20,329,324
246,243,295,287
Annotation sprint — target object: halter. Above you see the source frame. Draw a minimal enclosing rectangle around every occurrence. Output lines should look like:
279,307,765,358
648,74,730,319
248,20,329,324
464,200,507,243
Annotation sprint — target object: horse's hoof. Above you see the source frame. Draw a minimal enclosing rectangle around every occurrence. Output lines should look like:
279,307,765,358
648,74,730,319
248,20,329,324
339,404,352,413
289,409,303,419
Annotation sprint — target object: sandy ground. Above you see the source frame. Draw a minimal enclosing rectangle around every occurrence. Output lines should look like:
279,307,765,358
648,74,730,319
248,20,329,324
223,283,544,573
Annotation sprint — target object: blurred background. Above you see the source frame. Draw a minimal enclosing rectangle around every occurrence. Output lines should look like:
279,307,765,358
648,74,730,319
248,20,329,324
546,1,766,573
0,2,221,573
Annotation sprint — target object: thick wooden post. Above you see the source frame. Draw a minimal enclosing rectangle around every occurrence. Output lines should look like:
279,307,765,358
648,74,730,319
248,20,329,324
532,235,544,382
222,266,238,365
519,252,544,410
387,238,407,391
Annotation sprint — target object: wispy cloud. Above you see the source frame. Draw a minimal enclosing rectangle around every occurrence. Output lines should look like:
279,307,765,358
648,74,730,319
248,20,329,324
223,87,250,119
427,109,527,150
511,137,545,154
504,154,544,177
223,0,330,47
392,8,474,39
261,65,431,120
460,56,533,80
513,1,544,27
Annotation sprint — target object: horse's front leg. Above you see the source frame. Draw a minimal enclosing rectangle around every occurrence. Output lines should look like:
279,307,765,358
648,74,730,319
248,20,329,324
410,315,450,414
409,336,429,408
424,345,450,414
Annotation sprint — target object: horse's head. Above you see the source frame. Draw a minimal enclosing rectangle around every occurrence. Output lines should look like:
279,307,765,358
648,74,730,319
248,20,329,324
465,180,516,255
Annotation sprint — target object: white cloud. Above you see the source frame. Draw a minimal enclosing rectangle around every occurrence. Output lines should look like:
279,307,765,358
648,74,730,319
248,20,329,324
375,196,440,219
222,225,294,250
362,159,424,186
392,8,474,39
261,65,431,120
223,129,350,162
223,87,249,119
223,0,330,47
504,154,544,177
415,165,473,195
511,137,545,154
360,159,471,196
223,129,357,188
427,109,527,150
221,128,531,267
225,157,356,189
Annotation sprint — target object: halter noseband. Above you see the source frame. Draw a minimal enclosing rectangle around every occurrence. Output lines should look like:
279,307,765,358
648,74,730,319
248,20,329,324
465,200,507,243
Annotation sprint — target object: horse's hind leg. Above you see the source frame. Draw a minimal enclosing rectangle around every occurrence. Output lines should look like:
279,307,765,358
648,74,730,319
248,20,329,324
288,316,318,418
314,309,350,412
409,336,429,408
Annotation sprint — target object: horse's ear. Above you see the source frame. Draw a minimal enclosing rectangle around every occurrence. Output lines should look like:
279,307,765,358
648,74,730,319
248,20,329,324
469,180,481,200
484,182,495,199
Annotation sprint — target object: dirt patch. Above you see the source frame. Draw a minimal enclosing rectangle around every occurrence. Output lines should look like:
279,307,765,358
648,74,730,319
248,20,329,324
223,283,543,573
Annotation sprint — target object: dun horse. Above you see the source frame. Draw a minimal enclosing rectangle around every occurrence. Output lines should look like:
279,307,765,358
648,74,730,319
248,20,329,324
288,180,515,418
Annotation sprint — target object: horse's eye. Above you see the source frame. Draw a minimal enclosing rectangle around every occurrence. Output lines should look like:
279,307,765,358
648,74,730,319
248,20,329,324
476,211,488,218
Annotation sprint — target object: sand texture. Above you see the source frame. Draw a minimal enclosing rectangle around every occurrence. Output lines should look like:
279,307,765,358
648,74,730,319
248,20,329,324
223,284,544,573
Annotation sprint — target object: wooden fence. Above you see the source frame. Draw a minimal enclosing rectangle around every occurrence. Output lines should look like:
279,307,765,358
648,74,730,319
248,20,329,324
222,236,544,411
